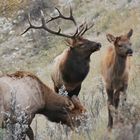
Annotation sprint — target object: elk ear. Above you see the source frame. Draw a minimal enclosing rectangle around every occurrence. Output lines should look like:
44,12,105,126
65,39,75,48
106,34,116,43
127,29,133,38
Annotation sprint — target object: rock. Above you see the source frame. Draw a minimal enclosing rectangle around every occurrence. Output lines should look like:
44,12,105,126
134,123,140,140
0,17,13,34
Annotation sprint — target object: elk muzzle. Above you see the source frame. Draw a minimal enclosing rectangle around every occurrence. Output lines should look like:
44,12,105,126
97,43,102,49
126,48,133,56
94,42,102,52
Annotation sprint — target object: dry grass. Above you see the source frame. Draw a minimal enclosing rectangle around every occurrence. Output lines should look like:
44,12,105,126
0,0,29,17
0,0,140,139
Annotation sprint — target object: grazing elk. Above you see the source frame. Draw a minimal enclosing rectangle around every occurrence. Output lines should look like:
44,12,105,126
0,71,86,140
22,7,101,110
101,29,133,128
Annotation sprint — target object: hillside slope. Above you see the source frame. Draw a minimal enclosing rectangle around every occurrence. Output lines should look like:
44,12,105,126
0,0,140,139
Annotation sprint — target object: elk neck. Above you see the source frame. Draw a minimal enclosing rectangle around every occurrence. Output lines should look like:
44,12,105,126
38,83,74,124
68,48,91,61
60,48,90,83
38,83,66,114
113,51,127,77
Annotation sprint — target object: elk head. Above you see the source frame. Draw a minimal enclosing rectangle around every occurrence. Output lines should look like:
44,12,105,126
21,6,101,57
106,29,133,57
66,37,101,59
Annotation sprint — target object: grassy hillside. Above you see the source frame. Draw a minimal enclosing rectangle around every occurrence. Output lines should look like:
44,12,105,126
0,0,140,139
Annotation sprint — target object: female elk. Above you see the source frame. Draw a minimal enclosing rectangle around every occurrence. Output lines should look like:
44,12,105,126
101,29,133,128
0,71,85,140
22,7,101,110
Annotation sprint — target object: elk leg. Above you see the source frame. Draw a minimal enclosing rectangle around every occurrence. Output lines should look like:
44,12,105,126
114,84,128,109
114,90,120,109
120,84,128,105
68,85,86,112
106,88,114,128
113,88,126,126
26,126,34,140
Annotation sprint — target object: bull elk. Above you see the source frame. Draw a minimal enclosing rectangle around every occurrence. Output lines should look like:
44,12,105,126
101,29,133,129
22,7,101,111
0,71,86,140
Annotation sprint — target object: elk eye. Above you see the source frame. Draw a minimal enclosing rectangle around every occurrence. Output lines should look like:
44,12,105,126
118,44,122,47
79,44,85,48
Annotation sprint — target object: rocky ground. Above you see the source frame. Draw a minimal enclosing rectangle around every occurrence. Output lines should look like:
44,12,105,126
0,0,140,139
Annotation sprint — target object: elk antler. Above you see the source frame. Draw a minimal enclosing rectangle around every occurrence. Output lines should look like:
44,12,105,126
46,6,76,25
21,7,94,38
78,22,94,37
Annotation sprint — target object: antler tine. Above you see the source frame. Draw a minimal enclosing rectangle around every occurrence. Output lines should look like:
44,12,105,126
69,5,77,25
72,27,79,38
46,6,77,26
41,11,77,38
21,9,81,39
46,8,61,23
79,22,94,36
21,13,43,35
75,22,86,37
21,14,33,35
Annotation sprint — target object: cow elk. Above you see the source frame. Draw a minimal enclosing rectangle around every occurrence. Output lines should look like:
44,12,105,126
22,7,101,111
101,29,133,129
0,71,86,140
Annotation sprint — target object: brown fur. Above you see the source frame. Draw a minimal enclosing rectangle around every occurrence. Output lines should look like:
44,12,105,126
0,71,86,140
51,37,101,97
101,29,133,128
